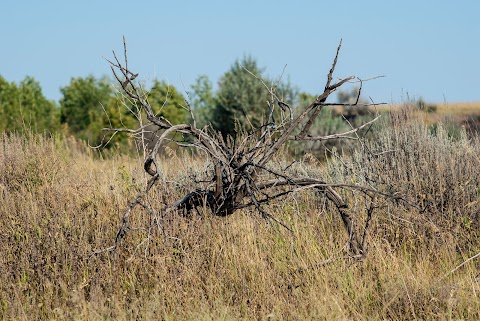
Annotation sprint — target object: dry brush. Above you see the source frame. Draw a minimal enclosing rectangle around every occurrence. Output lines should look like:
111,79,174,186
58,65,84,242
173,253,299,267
101,38,402,261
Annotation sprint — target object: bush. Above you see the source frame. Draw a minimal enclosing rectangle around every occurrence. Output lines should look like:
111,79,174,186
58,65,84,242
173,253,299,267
326,104,480,250
416,98,437,113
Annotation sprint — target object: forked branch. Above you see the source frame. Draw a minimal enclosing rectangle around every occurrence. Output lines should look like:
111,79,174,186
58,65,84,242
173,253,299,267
105,37,394,259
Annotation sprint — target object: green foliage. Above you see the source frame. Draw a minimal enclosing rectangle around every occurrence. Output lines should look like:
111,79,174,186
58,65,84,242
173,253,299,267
290,92,351,159
100,93,139,148
337,86,370,117
416,97,437,113
148,80,189,125
189,75,215,128
60,76,113,143
0,75,59,133
290,87,376,159
210,56,297,137
211,56,267,137
59,76,189,149
58,75,142,148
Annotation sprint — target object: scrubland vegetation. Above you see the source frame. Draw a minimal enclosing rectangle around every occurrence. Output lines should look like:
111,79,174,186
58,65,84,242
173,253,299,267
2,40,480,320
1,105,480,320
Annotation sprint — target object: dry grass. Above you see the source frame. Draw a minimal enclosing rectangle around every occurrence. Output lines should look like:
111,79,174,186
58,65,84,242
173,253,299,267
375,101,480,114
1,108,480,320
434,102,480,116
376,101,480,125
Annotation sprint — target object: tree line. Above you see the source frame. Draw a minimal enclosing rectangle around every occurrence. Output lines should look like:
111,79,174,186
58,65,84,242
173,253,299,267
0,56,367,152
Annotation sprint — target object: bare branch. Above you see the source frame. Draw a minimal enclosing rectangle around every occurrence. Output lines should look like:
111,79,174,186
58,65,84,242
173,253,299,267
295,115,380,141
99,38,403,261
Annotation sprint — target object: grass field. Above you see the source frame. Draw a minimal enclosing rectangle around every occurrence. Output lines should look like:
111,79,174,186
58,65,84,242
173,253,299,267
375,101,480,124
375,101,480,114
434,101,480,115
1,107,480,320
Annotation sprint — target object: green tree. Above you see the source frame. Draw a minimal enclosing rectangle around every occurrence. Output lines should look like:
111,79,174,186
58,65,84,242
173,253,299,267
211,56,268,137
337,86,370,118
147,80,189,125
210,56,297,137
0,75,17,131
0,75,59,133
60,76,113,143
59,76,189,149
19,77,60,132
189,75,215,128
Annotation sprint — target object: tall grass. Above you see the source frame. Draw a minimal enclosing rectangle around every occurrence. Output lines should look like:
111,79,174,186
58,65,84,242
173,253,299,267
327,106,480,252
1,107,480,320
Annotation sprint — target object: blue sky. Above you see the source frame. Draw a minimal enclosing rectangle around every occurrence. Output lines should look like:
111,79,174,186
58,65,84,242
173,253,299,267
1,1,479,104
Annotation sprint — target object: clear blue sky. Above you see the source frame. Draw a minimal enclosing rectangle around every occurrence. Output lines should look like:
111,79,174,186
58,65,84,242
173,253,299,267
1,1,479,104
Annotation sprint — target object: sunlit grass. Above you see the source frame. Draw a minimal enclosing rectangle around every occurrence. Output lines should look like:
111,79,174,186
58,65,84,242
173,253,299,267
1,107,480,320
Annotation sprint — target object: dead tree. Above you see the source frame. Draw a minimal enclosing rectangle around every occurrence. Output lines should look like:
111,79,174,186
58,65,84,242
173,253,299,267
104,38,390,258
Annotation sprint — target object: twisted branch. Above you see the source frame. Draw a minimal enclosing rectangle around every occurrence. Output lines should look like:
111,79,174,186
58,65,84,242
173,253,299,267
103,37,399,259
